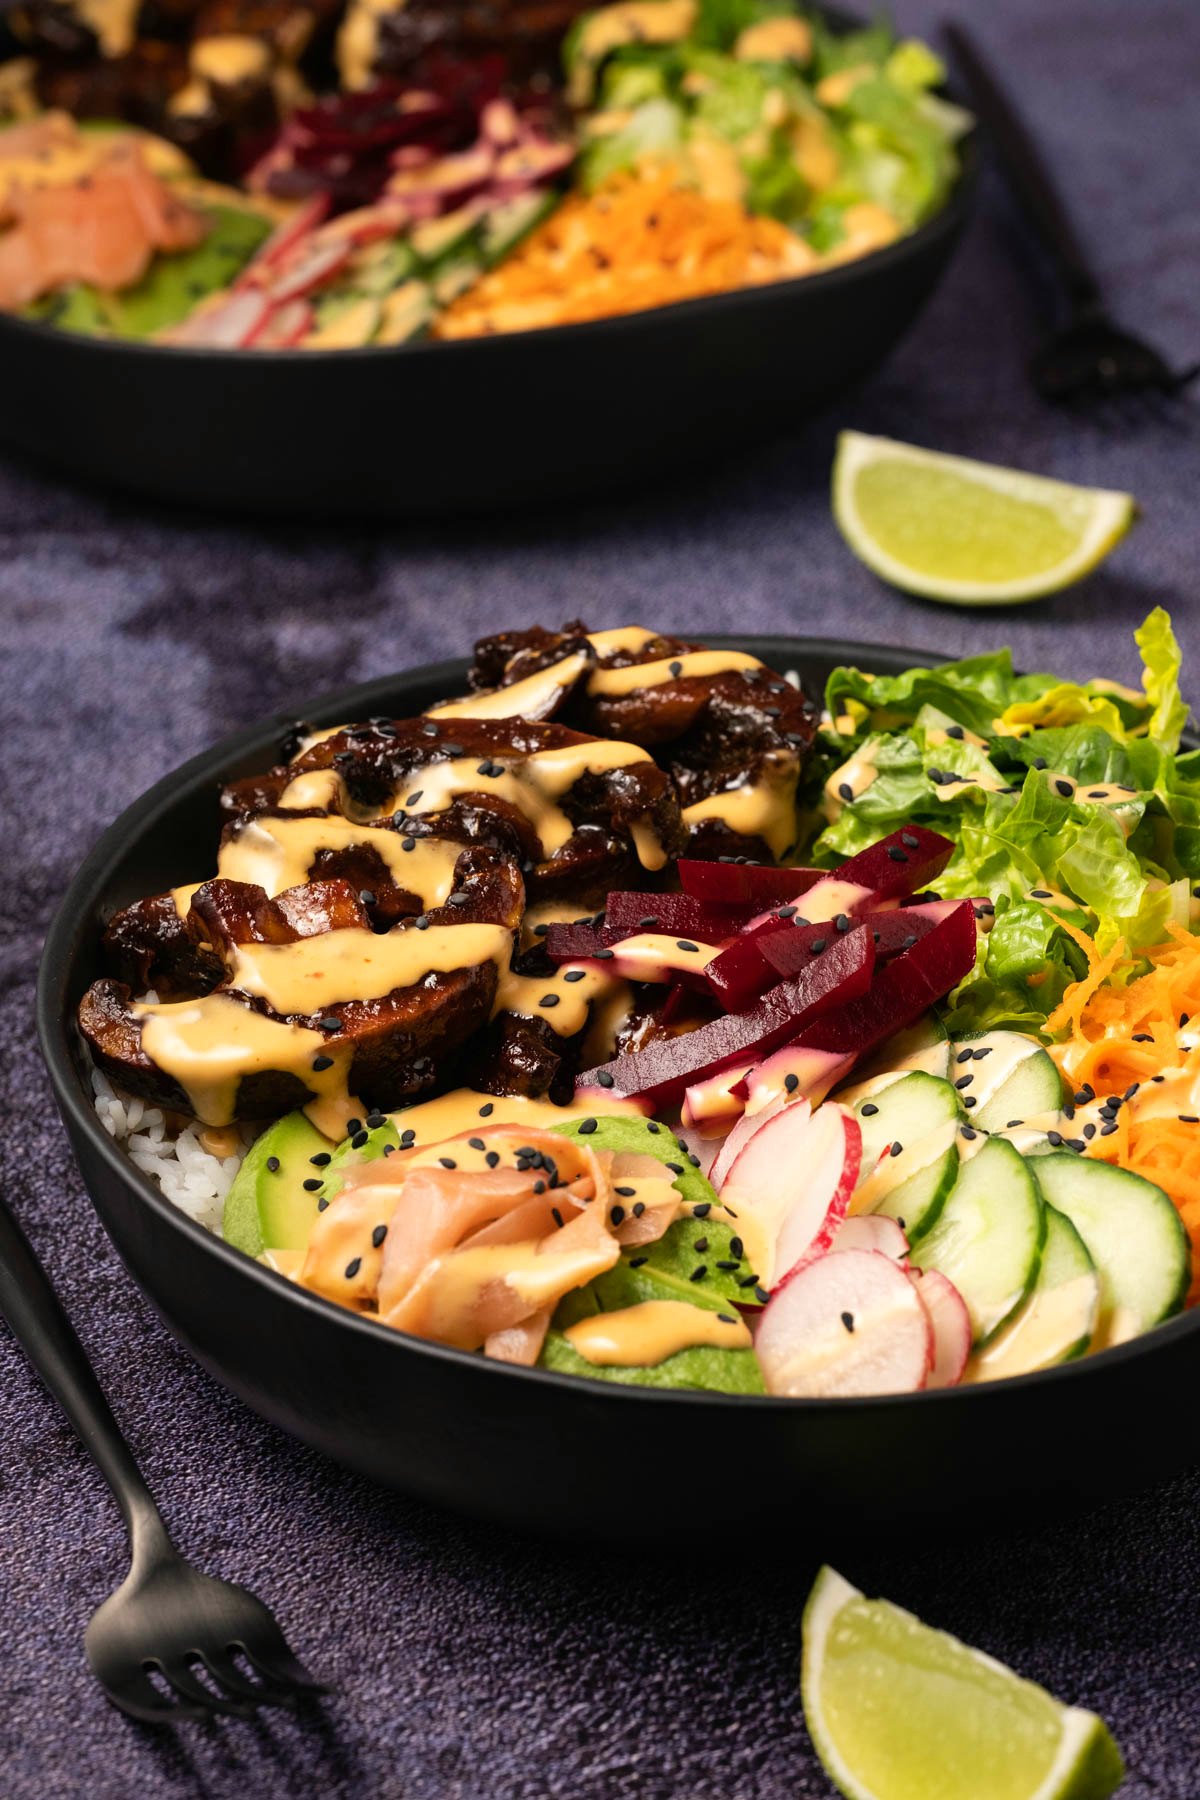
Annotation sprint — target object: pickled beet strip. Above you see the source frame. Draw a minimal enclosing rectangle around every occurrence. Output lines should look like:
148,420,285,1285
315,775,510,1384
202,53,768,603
604,893,756,939
677,861,825,904
705,916,867,1010
759,899,962,982
792,900,977,1062
577,927,875,1104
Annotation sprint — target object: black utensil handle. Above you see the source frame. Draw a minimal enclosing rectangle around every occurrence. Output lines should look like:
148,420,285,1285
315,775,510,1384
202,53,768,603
944,21,1101,308
0,1194,168,1550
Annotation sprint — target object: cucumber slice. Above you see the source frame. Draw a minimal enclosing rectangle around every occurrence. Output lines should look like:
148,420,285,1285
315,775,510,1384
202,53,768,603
481,190,557,266
850,1072,961,1242
1029,1153,1190,1347
910,1137,1045,1343
952,1030,1063,1132
966,1204,1100,1382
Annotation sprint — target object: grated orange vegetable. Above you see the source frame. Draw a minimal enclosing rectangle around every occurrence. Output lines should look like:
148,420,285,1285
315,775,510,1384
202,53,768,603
434,166,819,338
1048,920,1200,1300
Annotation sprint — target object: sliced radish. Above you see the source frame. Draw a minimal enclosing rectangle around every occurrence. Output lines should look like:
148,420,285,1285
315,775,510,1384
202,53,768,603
756,1250,933,1397
720,1102,861,1288
907,1267,971,1389
238,194,329,284
743,1044,856,1116
248,298,313,348
267,239,352,303
831,1215,910,1261
167,289,272,348
681,1064,752,1136
709,1093,790,1190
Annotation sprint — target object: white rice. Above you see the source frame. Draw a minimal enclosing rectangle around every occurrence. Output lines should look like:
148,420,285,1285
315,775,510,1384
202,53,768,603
91,1066,252,1235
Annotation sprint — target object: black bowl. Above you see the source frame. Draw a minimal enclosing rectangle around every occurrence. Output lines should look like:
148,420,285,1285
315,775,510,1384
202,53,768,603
37,636,1198,1540
0,115,976,518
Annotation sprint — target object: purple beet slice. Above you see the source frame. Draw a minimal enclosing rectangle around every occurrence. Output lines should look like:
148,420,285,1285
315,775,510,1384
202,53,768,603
604,892,755,939
678,861,824,904
794,900,977,1062
704,916,868,1010
577,927,875,1104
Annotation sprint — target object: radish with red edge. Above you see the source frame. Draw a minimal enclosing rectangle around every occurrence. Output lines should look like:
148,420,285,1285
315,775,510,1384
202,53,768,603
168,288,272,348
708,1093,788,1189
678,861,824,905
237,193,329,284
577,924,875,1104
742,1044,856,1115
604,892,754,939
756,1250,933,1397
831,1215,910,1261
266,238,353,304
719,1102,861,1288
248,299,313,348
681,1064,754,1136
907,1267,971,1388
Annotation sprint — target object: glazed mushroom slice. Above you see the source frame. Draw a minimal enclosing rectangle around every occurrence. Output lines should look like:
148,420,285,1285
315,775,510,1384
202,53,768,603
99,813,482,997
79,853,526,1126
219,714,685,909
460,622,820,863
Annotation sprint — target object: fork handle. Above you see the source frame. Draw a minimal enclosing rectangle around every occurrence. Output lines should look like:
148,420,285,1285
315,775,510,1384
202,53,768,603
0,1193,171,1559
944,22,1101,310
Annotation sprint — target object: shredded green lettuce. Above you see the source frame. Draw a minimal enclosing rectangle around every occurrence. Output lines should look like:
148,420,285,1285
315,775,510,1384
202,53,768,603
806,612,1197,1036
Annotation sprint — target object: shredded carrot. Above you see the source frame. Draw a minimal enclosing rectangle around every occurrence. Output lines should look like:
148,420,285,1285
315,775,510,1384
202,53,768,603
435,166,819,338
1047,919,1200,1299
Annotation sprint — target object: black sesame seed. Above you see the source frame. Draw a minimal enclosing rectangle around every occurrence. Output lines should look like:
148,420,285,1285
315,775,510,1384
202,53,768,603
754,1285,770,1304
676,940,700,954
841,1311,855,1333
372,1224,388,1248
1048,1130,1063,1146
738,1274,759,1289
400,1128,416,1145
972,1047,993,1059
320,1017,342,1033
838,782,853,802
366,1113,386,1129
1131,1033,1153,1044
359,888,376,906
717,1313,736,1325
578,1118,597,1135
1055,780,1073,798
963,1096,976,1109
861,1102,879,1116
890,1141,903,1157
468,1137,485,1151
716,1260,739,1271
352,1130,369,1149
1180,1115,1199,1125
946,725,964,741
665,1161,685,1175
692,1201,712,1218
689,1266,708,1283
960,1127,977,1140
693,1237,709,1254
810,938,827,954
669,660,683,677
312,1055,334,1072
317,1197,329,1211
955,1075,974,1090
303,1178,322,1191
647,1121,661,1134
479,1103,494,1117
901,832,920,849
563,970,586,983
1033,757,1048,770
1030,889,1052,900
345,1258,362,1280
730,1236,744,1259
835,913,851,933
615,1185,637,1198
540,994,560,1008
406,790,423,805
401,837,416,851
485,1151,500,1168
777,905,798,920
784,1073,800,1093
888,846,908,862
629,1256,648,1269
1101,1123,1118,1136
638,915,659,929
309,1152,332,1166
610,1206,626,1226
594,949,615,961
437,1156,457,1170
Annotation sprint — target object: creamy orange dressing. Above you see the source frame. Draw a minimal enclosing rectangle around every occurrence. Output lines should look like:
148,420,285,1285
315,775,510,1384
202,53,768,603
823,751,878,820
580,978,636,1065
563,1299,750,1366
386,1086,646,1148
926,724,989,751
427,654,590,722
216,815,461,904
134,992,356,1135
586,649,763,697
191,33,271,85
682,753,799,860
282,739,667,867
849,1122,960,1214
585,626,659,657
519,898,596,951
931,772,1009,802
493,959,624,1037
76,0,139,56
258,1248,305,1279
228,922,513,1016
965,1274,1099,1382
279,768,344,811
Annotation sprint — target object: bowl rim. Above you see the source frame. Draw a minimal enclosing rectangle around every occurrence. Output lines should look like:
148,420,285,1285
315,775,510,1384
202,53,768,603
0,96,978,367
38,632,1200,1414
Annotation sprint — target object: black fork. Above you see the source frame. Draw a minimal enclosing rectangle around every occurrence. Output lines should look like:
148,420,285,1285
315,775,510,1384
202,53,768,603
0,1191,327,1723
945,21,1199,405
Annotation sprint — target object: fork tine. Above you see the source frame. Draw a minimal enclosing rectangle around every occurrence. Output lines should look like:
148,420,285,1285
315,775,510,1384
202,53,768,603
198,1649,300,1709
237,1639,330,1695
99,1667,210,1726
156,1658,257,1719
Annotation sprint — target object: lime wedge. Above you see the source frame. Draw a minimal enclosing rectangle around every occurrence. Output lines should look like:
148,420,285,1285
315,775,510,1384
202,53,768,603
802,1567,1125,1800
832,432,1136,605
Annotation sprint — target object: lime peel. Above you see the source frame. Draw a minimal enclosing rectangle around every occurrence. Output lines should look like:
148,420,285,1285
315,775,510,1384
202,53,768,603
832,431,1136,606
801,1565,1125,1800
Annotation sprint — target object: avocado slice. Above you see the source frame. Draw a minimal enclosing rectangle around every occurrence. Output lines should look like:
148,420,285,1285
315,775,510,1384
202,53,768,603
318,1119,401,1206
223,1111,334,1257
543,1258,764,1394
24,202,272,341
552,1114,759,1307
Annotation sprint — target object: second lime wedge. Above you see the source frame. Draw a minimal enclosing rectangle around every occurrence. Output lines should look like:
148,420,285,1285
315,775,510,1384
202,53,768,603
833,432,1135,605
802,1566,1124,1800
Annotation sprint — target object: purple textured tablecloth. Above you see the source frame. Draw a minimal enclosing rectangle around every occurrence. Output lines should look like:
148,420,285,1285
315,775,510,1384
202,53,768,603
3,1,1199,1794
